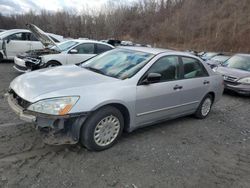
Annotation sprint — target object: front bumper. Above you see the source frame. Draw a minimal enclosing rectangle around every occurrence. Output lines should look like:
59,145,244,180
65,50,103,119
224,82,250,96
14,57,29,73
7,93,89,145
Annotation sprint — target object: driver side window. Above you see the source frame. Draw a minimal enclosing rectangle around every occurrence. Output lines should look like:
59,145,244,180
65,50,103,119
147,56,180,82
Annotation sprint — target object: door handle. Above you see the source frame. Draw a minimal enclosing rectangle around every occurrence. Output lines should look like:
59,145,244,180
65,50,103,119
173,85,183,90
203,80,210,85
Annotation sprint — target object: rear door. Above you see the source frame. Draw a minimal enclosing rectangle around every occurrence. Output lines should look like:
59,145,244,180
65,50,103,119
176,56,211,113
66,43,95,64
5,32,31,59
136,55,184,126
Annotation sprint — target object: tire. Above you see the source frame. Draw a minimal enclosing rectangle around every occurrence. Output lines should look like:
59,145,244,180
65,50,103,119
0,53,3,63
80,106,124,151
194,94,213,119
46,61,61,68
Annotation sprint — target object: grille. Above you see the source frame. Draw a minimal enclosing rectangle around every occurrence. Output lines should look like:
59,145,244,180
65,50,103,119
10,90,31,109
224,81,240,86
223,75,238,82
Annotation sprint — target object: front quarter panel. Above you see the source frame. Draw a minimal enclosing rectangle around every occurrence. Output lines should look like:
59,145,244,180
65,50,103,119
43,53,66,65
32,80,137,129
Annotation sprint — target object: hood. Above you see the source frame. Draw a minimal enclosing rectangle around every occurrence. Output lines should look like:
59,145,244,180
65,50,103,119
26,24,58,48
17,48,60,59
216,66,250,79
10,65,119,101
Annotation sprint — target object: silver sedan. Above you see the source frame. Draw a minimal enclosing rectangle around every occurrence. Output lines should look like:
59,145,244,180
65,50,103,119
7,47,224,151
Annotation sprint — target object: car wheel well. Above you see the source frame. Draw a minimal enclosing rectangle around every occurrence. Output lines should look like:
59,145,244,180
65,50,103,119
207,92,215,103
93,103,130,132
0,52,3,61
46,60,62,66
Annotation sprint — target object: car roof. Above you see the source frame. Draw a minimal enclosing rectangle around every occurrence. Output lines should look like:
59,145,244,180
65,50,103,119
236,53,250,57
70,39,114,48
117,46,201,59
118,46,172,55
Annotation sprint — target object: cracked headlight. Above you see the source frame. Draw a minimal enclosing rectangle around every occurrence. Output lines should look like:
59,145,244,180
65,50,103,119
238,77,250,84
27,96,79,115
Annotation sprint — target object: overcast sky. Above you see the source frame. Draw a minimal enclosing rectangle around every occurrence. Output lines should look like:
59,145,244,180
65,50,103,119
0,0,134,15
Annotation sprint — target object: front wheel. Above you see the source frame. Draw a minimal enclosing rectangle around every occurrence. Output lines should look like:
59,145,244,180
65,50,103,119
194,94,213,119
80,106,124,151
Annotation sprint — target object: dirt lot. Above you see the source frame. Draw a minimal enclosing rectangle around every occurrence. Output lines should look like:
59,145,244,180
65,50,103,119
0,62,249,188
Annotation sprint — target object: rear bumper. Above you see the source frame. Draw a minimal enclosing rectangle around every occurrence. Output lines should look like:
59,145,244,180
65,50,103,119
7,93,89,145
224,82,250,96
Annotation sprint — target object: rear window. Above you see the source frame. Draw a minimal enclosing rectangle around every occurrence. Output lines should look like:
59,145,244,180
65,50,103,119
182,57,208,79
96,44,113,54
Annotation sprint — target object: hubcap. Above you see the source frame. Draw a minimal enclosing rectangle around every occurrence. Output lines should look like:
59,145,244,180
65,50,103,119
201,98,212,116
94,115,120,147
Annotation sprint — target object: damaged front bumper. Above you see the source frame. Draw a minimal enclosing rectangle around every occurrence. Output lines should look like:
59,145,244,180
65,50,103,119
14,56,44,73
7,93,89,145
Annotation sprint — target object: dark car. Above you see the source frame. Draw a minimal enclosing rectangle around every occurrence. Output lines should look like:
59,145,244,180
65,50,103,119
215,54,250,96
206,55,231,68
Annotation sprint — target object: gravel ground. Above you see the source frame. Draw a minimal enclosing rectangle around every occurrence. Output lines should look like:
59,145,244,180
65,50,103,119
0,62,249,188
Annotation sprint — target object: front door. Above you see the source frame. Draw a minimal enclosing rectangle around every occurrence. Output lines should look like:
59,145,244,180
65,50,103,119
136,56,184,126
66,43,96,64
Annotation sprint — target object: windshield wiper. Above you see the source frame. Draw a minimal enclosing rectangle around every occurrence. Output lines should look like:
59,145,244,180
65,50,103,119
84,67,105,75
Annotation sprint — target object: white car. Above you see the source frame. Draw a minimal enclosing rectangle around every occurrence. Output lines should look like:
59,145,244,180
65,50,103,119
0,26,63,62
14,39,114,72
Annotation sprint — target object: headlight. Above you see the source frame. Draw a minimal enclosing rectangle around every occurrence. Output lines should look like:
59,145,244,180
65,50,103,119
238,77,250,84
27,96,79,115
40,56,45,65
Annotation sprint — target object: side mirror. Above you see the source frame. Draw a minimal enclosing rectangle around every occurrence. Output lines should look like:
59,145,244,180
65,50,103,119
7,38,11,44
69,49,78,54
141,73,161,85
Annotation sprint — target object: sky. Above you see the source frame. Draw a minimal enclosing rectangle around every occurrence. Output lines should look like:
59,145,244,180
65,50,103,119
0,0,134,15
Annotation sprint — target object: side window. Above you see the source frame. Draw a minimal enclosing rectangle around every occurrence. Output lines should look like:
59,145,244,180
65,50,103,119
73,43,95,54
7,32,28,41
96,44,112,54
147,56,180,82
29,33,39,41
182,57,208,79
49,36,59,43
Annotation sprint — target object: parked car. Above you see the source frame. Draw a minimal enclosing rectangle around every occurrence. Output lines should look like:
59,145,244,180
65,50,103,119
0,29,6,33
121,41,134,46
200,52,223,61
0,26,63,62
206,55,231,68
214,54,250,96
7,47,224,151
14,39,114,72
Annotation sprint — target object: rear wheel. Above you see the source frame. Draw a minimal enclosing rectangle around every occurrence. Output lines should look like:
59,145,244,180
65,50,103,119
194,94,213,119
46,61,61,68
80,106,124,151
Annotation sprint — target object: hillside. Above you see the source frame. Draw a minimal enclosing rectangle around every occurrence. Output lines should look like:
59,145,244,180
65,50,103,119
1,0,250,52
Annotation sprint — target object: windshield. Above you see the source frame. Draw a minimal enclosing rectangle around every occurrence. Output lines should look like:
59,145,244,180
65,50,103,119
52,40,78,51
82,49,154,79
211,56,230,62
202,52,218,59
223,55,250,72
